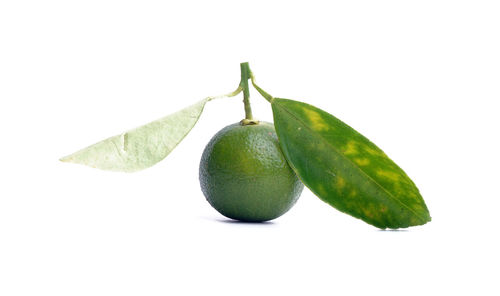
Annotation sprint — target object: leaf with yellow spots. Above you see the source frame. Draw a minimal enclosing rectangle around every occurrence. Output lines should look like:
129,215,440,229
271,98,431,229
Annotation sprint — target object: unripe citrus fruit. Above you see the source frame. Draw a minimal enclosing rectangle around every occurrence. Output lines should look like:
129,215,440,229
199,121,304,222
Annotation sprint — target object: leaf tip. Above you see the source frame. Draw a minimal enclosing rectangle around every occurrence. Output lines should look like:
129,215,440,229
59,155,71,163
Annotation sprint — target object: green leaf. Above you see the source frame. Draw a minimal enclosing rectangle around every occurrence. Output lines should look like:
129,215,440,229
60,98,209,172
271,98,431,229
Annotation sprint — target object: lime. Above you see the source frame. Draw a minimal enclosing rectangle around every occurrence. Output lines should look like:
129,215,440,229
199,121,304,222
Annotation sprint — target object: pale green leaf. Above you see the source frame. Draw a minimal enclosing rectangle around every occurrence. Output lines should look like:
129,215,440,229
60,98,209,172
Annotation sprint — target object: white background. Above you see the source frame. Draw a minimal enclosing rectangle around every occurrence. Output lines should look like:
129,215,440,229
1,1,499,295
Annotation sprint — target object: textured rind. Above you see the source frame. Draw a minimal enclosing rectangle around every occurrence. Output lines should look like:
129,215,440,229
272,98,431,229
60,98,208,172
199,122,304,222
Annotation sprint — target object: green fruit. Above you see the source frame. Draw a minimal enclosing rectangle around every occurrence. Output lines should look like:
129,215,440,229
199,121,304,222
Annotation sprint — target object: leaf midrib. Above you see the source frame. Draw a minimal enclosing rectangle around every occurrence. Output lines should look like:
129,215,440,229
273,100,427,223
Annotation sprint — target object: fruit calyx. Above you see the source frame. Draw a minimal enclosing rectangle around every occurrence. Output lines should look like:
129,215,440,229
240,119,260,126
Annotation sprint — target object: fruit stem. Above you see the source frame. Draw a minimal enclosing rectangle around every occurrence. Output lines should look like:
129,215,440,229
239,62,254,120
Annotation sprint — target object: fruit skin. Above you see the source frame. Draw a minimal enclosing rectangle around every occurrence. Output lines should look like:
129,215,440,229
199,121,304,222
